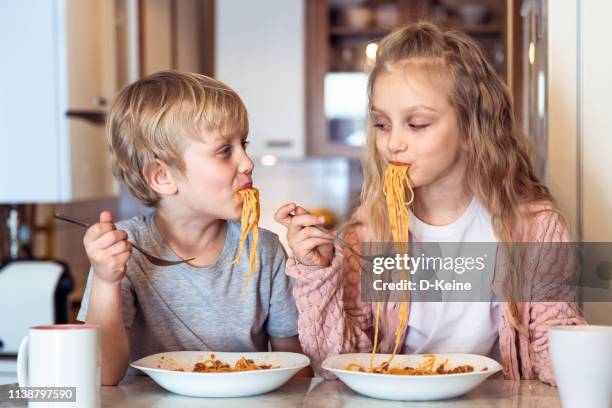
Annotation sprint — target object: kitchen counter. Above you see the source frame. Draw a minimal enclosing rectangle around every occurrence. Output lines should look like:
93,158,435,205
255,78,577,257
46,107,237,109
0,376,562,407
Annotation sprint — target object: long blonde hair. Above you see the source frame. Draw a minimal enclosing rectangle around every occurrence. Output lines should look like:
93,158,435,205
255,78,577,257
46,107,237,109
360,22,560,328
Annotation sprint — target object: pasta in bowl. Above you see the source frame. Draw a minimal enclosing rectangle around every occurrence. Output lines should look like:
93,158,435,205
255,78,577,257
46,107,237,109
322,353,502,401
131,351,310,398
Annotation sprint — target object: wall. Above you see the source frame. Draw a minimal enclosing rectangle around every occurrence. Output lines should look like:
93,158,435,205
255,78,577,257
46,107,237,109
547,0,612,324
254,159,353,250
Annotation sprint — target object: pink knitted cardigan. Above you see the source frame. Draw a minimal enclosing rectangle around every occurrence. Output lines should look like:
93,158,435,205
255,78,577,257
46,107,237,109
285,207,587,384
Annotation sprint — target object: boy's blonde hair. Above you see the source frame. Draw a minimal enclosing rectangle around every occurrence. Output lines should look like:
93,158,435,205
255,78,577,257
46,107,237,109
107,70,249,207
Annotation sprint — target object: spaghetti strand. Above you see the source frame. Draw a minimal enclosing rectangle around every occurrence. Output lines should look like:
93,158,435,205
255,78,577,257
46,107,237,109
231,188,260,294
369,163,414,371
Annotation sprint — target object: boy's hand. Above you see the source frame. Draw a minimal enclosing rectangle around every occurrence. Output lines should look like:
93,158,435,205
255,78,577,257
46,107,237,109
274,203,335,267
84,211,132,284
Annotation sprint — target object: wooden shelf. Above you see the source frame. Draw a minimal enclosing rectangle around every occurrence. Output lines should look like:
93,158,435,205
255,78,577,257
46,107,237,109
329,23,502,38
447,24,504,35
328,68,370,74
307,0,509,158
329,26,392,37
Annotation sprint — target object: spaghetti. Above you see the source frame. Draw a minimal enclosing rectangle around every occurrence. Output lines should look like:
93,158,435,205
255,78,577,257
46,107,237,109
383,163,413,243
346,354,476,375
191,355,274,373
231,188,260,293
370,163,414,370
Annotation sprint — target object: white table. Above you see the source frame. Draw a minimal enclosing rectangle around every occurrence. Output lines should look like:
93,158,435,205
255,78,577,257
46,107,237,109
0,376,562,407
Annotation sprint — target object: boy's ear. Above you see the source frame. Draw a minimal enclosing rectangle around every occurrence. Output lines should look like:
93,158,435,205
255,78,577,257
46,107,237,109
143,159,179,196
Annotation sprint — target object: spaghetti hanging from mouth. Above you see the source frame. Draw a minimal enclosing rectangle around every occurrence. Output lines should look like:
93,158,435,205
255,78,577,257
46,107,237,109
383,163,413,243
369,163,414,370
232,188,260,294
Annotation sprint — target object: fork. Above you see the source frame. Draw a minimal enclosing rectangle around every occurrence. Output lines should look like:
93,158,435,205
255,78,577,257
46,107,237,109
310,224,378,264
53,213,195,267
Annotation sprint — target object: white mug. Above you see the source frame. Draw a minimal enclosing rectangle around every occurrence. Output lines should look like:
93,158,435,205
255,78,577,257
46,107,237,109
549,325,612,408
17,324,101,407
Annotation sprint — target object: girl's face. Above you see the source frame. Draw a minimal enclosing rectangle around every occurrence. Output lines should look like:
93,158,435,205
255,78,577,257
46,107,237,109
174,129,254,220
372,66,464,189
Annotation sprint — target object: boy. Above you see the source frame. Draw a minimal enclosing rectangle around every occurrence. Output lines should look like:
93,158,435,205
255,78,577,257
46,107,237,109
77,71,306,385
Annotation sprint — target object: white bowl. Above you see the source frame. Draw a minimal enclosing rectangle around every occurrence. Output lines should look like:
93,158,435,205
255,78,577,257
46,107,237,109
322,353,502,401
131,351,310,398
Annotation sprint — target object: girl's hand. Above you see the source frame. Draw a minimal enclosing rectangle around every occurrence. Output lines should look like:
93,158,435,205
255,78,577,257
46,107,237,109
275,203,335,267
83,211,132,284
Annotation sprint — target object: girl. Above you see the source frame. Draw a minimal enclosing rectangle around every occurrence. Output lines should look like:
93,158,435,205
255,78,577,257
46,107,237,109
275,22,585,385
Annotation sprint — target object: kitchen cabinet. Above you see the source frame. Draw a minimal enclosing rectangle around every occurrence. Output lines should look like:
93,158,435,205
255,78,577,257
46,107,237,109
139,0,213,76
214,0,306,160
0,0,138,203
307,0,509,158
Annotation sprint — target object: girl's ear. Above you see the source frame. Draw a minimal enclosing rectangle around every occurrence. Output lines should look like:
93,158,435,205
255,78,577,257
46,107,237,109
143,159,179,196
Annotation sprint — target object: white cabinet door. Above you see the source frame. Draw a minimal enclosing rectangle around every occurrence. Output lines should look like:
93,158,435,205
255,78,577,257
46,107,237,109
1,0,64,202
0,0,118,203
215,0,305,160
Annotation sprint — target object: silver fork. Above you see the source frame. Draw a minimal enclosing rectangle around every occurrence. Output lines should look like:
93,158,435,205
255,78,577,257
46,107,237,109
310,224,377,264
53,213,195,267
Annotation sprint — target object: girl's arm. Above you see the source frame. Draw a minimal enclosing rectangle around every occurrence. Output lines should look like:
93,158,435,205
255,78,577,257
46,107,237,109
525,210,588,385
275,203,374,377
286,236,374,378
529,302,586,385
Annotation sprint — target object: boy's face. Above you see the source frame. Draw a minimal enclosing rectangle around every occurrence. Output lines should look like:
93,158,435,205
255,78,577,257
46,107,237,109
173,129,254,220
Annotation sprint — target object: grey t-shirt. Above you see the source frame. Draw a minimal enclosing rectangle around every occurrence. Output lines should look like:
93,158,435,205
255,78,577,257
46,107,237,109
77,212,298,367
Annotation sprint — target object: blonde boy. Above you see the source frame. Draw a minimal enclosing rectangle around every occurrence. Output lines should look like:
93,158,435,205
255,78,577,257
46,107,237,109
77,71,304,385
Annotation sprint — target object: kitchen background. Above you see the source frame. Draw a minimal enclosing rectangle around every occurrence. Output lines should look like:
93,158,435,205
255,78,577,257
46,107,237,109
1,0,611,384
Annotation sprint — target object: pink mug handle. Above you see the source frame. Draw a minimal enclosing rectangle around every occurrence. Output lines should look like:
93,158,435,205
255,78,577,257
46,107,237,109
17,336,29,387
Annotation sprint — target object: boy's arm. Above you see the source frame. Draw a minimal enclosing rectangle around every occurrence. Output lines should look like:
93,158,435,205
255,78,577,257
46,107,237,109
86,276,130,385
270,335,314,377
81,211,134,386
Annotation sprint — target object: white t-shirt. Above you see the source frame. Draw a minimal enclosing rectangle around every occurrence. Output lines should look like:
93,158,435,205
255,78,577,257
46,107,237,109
404,198,501,361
